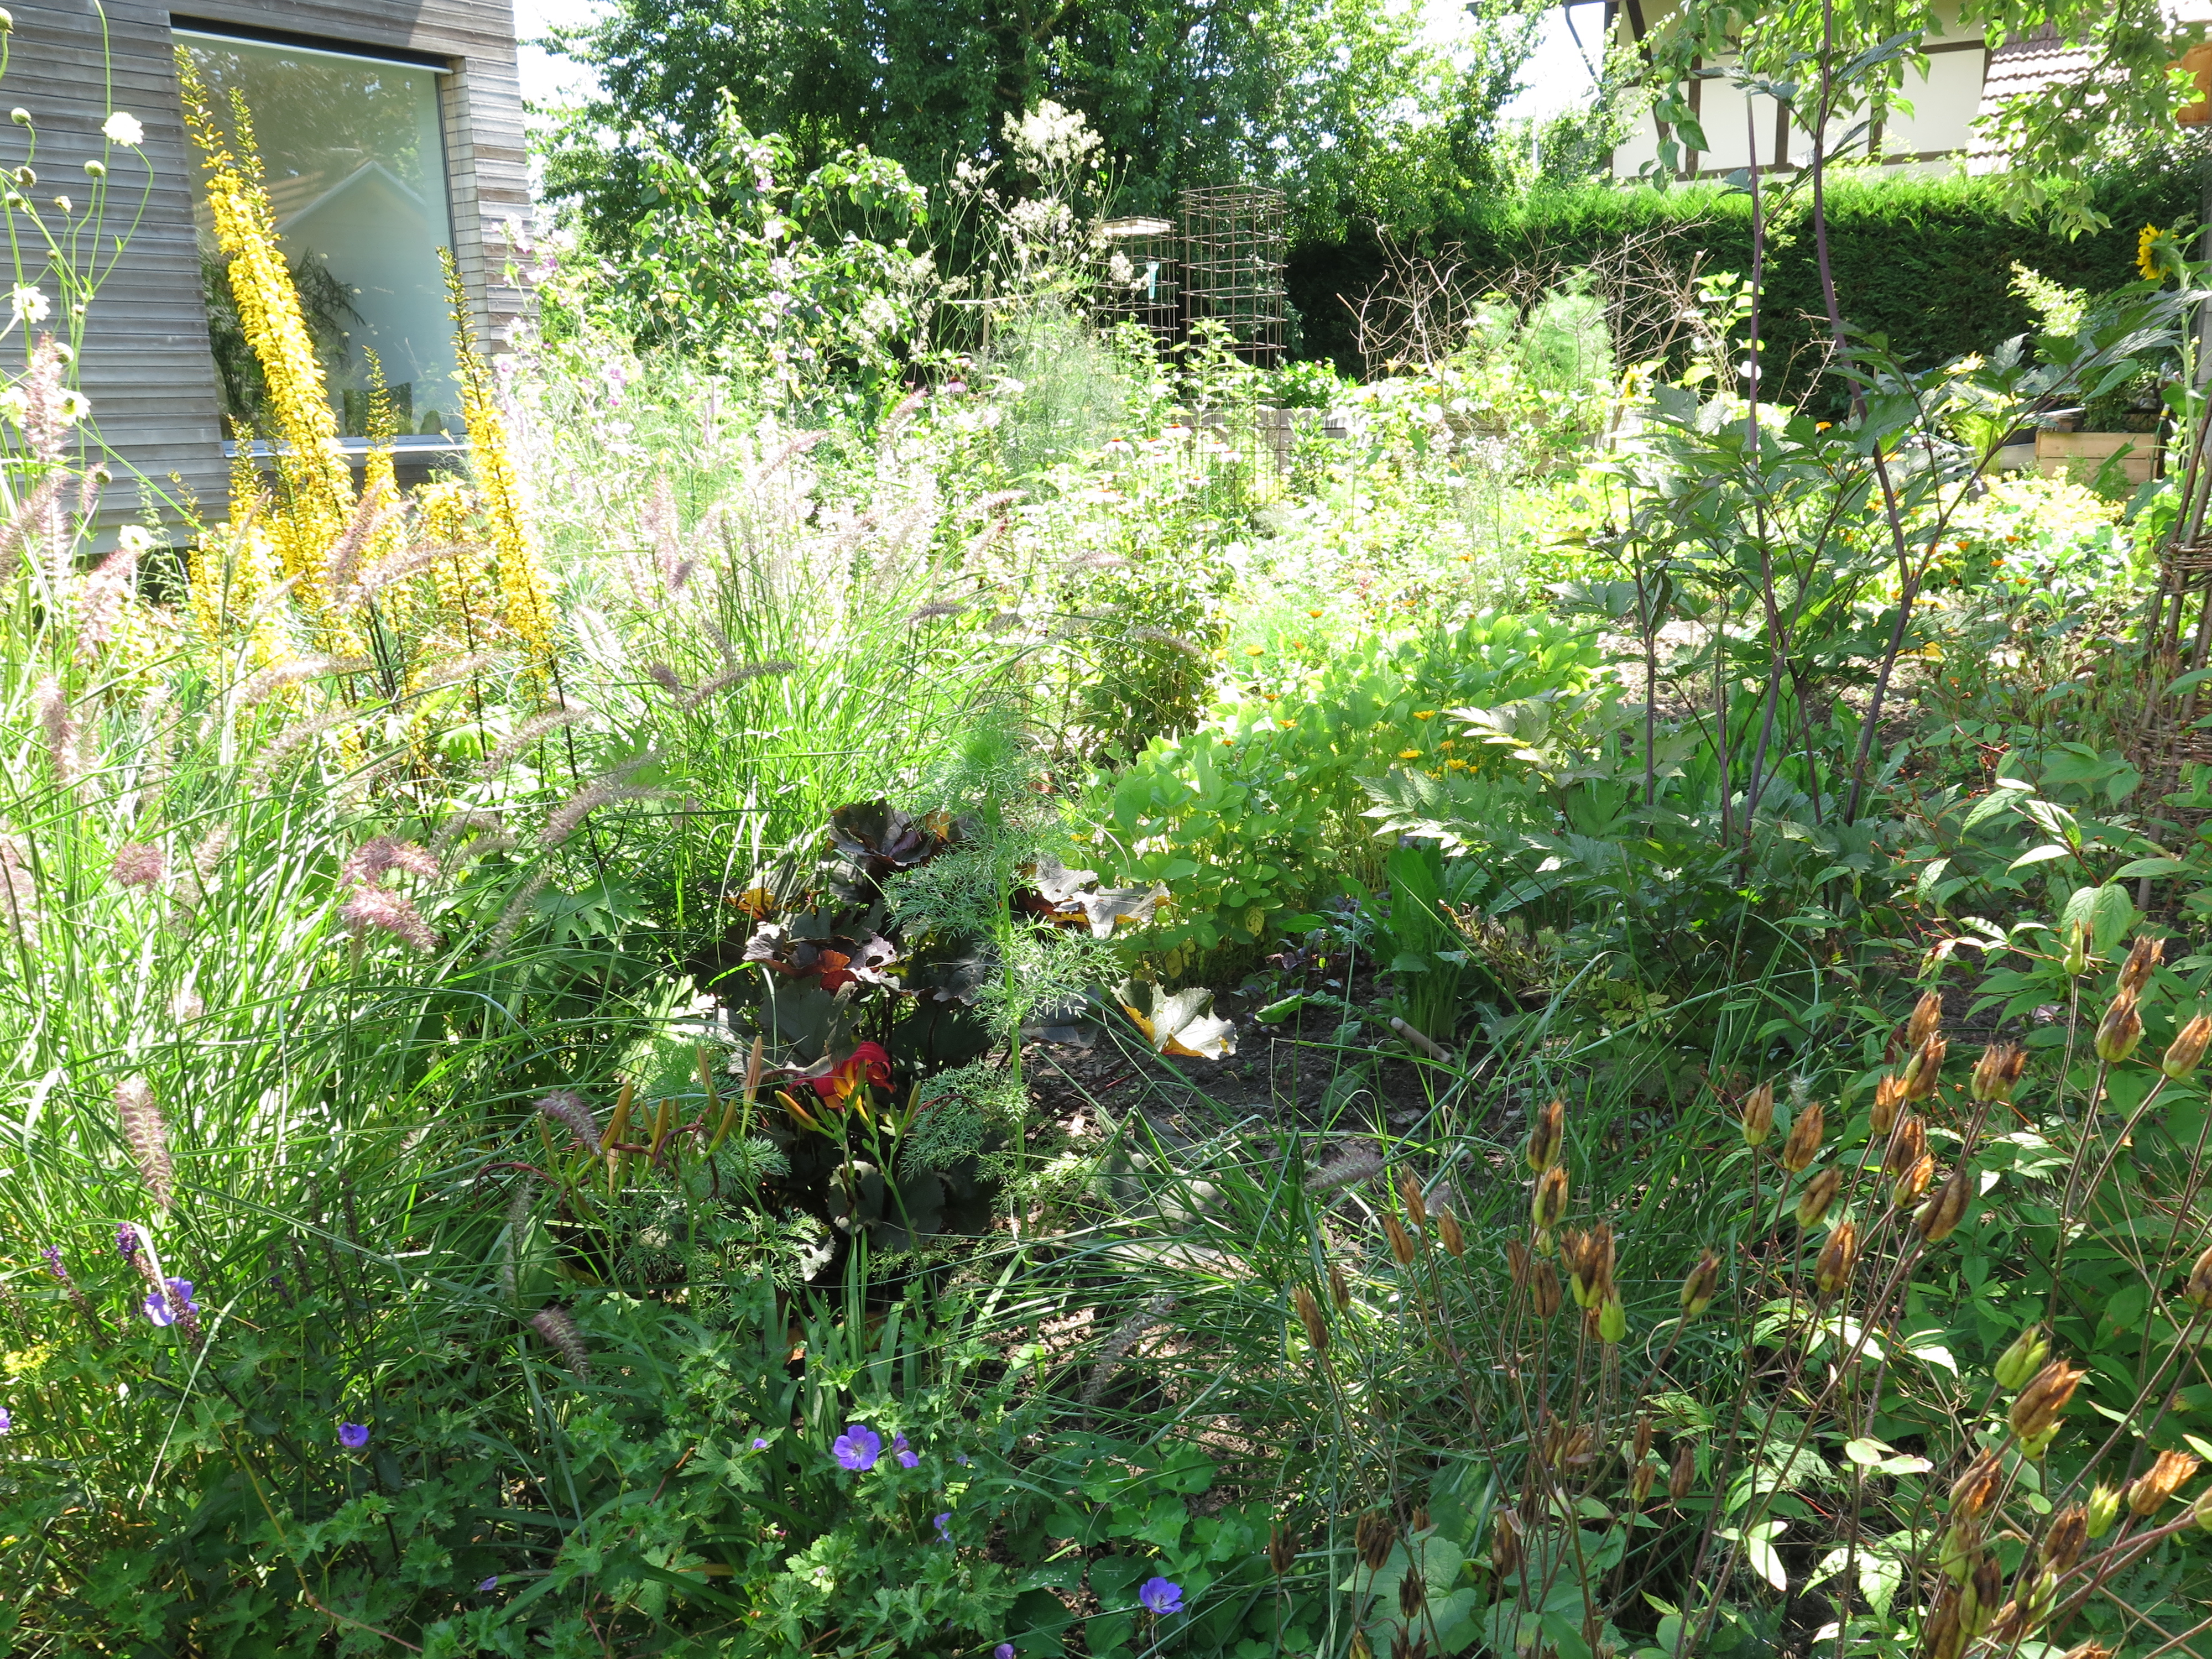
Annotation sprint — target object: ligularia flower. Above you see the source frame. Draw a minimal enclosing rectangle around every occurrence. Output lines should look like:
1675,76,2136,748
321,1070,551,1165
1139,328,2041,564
102,111,144,147
9,284,46,322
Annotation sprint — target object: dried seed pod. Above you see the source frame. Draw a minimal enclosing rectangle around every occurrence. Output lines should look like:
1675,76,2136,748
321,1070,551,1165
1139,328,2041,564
1903,1034,1948,1100
1740,1081,1775,1148
1780,1099,1824,1173
1964,1553,2004,1635
1544,1421,1597,1469
2186,1244,2212,1311
1871,1072,1906,1135
1530,1260,1562,1319
2120,933,2164,994
1399,1563,1426,1619
1331,1260,1353,1312
1437,1210,1465,1258
1384,1214,1417,1267
2042,1506,2088,1575
1630,1458,1656,1504
1885,1113,1928,1176
1293,1284,1329,1356
1349,1633,1374,1659
1971,1041,2028,1104
1398,1171,1427,1230
2166,1013,2212,1081
1908,989,1945,1050
1668,1442,1695,1501
1562,1223,1614,1308
1796,1167,1841,1230
1916,1165,1972,1243
2095,993,2143,1065
1268,1521,1297,1576
1526,1098,1563,1172
1923,1590,1965,1659
1504,1238,1531,1291
1532,1165,1568,1232
2194,1483,2212,1532
1491,1510,1522,1577
2127,1448,2200,1515
1892,1151,1936,1209
2007,1359,2084,1442
2057,1644,2112,1659
1631,1415,1654,1463
1814,1219,1858,1298
1949,1451,2002,1521
1679,1249,1720,1319
1355,1510,1396,1570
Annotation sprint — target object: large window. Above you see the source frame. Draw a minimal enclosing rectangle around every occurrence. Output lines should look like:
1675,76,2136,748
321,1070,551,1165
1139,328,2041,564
178,31,460,440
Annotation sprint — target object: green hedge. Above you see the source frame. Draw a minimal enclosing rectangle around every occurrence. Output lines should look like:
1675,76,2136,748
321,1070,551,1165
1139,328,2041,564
1288,165,2201,408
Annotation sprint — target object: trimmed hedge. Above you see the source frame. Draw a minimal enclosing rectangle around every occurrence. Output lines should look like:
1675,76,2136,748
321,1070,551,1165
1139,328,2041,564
1288,165,2203,408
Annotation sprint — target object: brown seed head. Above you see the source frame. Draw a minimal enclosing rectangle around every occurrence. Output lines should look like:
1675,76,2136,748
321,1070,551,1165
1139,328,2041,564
1885,1113,1928,1176
1504,1238,1531,1291
1814,1219,1858,1297
1399,1563,1425,1619
1631,1458,1656,1504
1398,1171,1427,1230
1740,1081,1775,1147
1904,1034,1948,1100
1268,1521,1297,1576
1349,1633,1374,1659
1871,1072,1906,1135
1908,989,1945,1050
1966,1554,2004,1635
1385,1214,1417,1267
2187,1244,2212,1311
1917,1165,1972,1243
1681,1249,1721,1318
1532,1164,1568,1232
1526,1098,1563,1172
1780,1100,1824,1173
1949,1451,2003,1520
2166,1013,2212,1082
1668,1441,1695,1501
2042,1506,2088,1576
1971,1041,2028,1104
1491,1510,1522,1577
1563,1223,1614,1308
2007,1359,2084,1442
1892,1152,1936,1209
2096,992,2144,1065
1631,1414,1655,1462
1293,1284,1329,1355
2121,933,2165,994
1796,1167,1842,1230
1437,1209,1465,1258
1355,1510,1396,1571
1331,1260,1352,1312
1531,1259,1562,1318
2128,1448,2201,1515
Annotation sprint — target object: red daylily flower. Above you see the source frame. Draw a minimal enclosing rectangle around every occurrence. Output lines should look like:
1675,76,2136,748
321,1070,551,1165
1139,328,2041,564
811,1041,892,1102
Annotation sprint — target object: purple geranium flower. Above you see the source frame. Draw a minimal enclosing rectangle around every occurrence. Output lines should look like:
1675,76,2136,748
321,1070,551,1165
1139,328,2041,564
832,1423,881,1471
994,1646,1014,1659
752,1437,770,1450
893,1432,919,1469
338,1422,370,1449
142,1277,196,1327
0,1406,13,1433
934,1511,951,1539
1139,1575,1183,1615
477,1575,498,1592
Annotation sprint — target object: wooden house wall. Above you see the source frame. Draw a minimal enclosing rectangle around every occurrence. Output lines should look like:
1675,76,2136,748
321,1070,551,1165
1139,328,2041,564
1,0,524,526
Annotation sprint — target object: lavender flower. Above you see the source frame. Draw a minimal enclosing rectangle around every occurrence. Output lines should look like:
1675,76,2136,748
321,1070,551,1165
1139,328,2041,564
117,1223,137,1259
39,1245,62,1278
893,1432,918,1469
995,1646,1014,1659
752,1437,769,1450
108,842,163,889
142,1276,196,1328
530,1305,591,1376
832,1423,881,1471
1139,1577,1183,1615
116,1078,173,1209
933,1511,951,1540
338,1422,369,1449
477,1576,498,1592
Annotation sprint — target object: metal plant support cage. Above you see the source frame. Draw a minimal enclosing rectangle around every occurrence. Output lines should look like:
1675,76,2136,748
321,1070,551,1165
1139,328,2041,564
1178,185,1288,366
2134,413,2212,831
1097,216,1180,350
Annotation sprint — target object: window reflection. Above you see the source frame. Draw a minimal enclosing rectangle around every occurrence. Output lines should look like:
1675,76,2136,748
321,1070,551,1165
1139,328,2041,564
179,33,459,440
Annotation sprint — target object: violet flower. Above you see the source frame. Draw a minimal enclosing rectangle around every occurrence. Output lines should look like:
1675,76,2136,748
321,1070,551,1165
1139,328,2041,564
477,1575,498,1592
752,1437,769,1449
832,1423,881,1471
1139,1576,1183,1615
338,1422,369,1449
893,1431,918,1469
142,1276,196,1327
995,1646,1014,1659
0,1406,12,1433
933,1511,951,1540
116,1223,137,1260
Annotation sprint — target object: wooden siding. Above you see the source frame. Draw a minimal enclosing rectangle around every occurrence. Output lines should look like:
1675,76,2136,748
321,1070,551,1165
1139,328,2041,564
3,0,524,526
